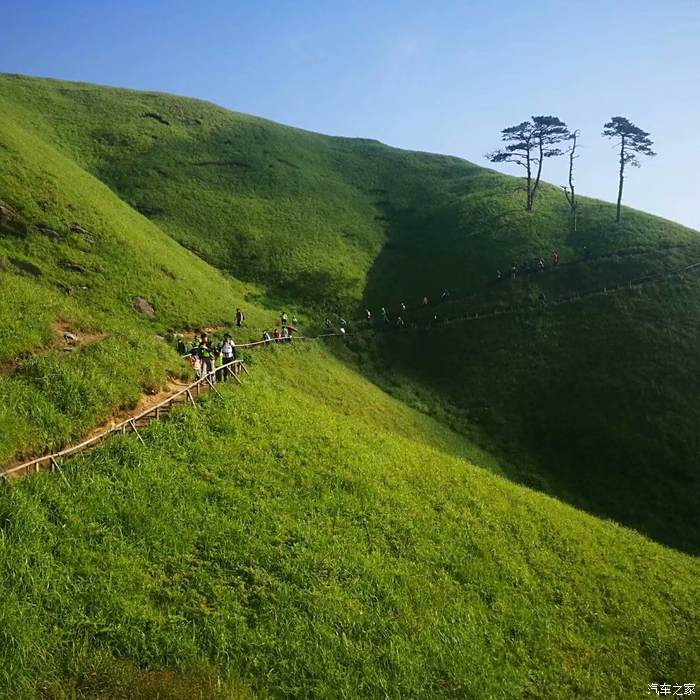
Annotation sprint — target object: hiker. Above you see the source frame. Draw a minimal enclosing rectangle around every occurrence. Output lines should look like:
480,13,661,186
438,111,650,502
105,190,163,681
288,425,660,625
380,307,389,323
176,336,187,355
440,288,450,302
281,325,289,343
365,309,372,322
432,313,440,325
538,258,545,273
339,317,347,332
235,308,245,328
188,340,203,379
261,330,271,346
324,318,333,331
200,333,216,382
286,326,294,343
219,333,236,380
396,316,405,328
552,251,560,266
538,292,547,308
273,327,281,343
422,296,428,306
281,312,288,326
496,269,502,281
400,301,406,314
510,263,518,280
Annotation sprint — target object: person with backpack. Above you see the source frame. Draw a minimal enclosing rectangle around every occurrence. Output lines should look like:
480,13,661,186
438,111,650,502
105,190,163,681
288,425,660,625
235,308,245,328
261,330,271,346
176,336,187,355
380,307,389,323
273,327,281,343
281,326,289,343
189,338,203,379
219,333,236,380
281,312,288,326
200,333,216,382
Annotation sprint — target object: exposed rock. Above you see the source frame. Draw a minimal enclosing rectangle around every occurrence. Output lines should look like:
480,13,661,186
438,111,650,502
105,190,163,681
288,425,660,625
143,112,170,126
60,260,88,273
0,202,27,236
69,223,96,244
9,257,42,277
37,226,61,241
132,296,156,320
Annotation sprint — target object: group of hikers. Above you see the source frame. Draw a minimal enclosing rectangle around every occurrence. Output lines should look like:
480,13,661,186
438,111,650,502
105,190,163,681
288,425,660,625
178,253,565,379
177,309,299,381
260,310,299,346
177,331,238,383
363,252,562,327
498,250,561,281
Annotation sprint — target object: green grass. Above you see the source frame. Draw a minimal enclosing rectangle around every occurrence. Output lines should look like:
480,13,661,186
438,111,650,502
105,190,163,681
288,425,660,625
0,73,699,696
1,345,698,699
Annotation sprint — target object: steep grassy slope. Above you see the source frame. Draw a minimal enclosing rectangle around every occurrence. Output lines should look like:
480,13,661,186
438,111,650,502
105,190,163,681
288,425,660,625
1,73,698,553
354,272,700,553
0,86,279,465
1,345,698,699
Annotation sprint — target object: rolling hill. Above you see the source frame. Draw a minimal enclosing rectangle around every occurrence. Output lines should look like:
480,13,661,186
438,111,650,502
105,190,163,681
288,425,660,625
0,74,698,697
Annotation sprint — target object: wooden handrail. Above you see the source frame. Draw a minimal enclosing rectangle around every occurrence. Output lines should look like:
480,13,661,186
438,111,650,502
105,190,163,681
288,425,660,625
1,359,245,480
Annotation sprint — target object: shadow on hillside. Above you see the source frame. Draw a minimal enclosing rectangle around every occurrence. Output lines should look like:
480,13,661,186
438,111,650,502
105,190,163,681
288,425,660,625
358,226,700,555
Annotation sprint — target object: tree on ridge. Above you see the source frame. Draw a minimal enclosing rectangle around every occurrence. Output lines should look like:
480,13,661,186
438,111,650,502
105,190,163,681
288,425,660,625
603,116,656,224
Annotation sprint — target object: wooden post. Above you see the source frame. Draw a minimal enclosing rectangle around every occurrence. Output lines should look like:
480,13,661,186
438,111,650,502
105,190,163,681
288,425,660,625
206,377,223,397
129,419,146,446
227,365,243,385
186,389,197,407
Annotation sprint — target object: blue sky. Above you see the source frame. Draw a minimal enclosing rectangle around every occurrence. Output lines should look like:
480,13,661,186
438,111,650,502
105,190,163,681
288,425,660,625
2,0,699,229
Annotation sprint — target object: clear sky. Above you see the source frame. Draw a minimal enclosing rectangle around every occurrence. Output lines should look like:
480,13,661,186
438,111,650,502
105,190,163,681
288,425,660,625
2,0,699,230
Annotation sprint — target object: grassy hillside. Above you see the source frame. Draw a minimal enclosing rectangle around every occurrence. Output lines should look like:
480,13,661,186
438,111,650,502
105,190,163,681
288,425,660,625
2,73,698,310
352,271,700,553
1,73,698,554
1,344,698,699
0,92,285,465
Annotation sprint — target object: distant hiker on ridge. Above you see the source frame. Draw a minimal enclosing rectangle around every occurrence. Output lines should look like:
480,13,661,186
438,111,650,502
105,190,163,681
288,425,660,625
235,308,245,327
